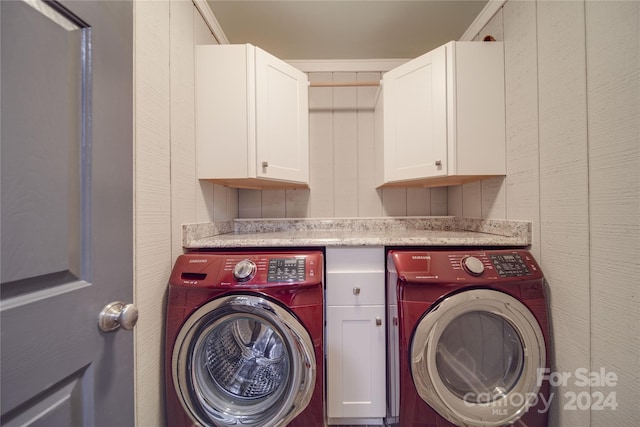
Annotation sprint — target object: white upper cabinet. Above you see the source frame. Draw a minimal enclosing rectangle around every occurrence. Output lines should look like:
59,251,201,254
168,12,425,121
196,44,309,189
375,41,505,188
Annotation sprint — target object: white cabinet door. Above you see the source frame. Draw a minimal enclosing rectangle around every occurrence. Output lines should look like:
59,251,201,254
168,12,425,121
326,305,386,420
380,44,447,184
196,44,309,189
255,48,309,184
376,41,505,188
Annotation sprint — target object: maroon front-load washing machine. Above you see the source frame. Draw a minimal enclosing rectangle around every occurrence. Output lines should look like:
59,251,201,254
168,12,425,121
386,249,551,427
165,250,324,427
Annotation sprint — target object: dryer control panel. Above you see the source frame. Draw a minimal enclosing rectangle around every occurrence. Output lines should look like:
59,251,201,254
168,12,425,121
389,249,542,284
489,253,531,277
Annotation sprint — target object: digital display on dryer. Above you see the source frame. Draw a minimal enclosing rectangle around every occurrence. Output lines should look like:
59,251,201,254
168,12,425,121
267,258,306,282
490,254,531,277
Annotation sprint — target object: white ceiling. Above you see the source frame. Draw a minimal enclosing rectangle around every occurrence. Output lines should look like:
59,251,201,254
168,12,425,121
205,1,489,60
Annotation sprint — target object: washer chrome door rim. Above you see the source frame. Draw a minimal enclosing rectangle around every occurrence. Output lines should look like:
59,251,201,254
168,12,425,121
411,289,546,427
172,294,316,427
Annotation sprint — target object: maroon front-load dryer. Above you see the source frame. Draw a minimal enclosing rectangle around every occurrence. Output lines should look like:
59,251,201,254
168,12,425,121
165,250,324,427
386,249,551,427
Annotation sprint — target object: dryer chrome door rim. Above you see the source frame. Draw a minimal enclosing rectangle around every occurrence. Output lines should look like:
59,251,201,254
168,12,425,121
172,294,316,427
411,289,546,427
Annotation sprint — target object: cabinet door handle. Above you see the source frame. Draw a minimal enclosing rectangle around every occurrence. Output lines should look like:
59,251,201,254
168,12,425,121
435,160,442,166
353,287,361,295
376,317,382,326
262,161,269,168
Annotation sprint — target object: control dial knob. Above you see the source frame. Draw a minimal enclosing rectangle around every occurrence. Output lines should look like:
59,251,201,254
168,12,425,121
233,259,257,282
461,256,485,276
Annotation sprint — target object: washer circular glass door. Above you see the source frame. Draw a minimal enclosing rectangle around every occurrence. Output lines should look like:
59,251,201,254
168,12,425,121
172,294,316,427
411,289,546,427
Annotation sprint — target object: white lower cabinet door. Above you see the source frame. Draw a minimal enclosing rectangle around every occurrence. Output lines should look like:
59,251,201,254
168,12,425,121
326,305,386,420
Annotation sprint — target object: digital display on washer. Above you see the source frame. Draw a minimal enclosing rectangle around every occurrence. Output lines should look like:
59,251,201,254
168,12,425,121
489,254,531,277
267,258,306,282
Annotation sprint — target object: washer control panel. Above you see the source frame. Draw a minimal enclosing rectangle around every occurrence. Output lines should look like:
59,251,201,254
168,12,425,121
168,251,323,288
267,258,306,282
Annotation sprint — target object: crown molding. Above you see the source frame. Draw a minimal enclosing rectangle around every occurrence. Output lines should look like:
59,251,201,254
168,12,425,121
192,0,229,44
460,0,507,41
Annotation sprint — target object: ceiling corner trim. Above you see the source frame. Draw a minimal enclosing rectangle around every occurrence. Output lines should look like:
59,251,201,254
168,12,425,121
193,0,229,44
460,0,507,41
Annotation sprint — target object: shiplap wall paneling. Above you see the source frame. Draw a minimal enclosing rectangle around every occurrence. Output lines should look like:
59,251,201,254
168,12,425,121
502,0,541,259
333,72,360,217
429,187,448,216
357,72,383,217
462,182,483,218
307,72,335,217
586,2,640,425
381,188,407,216
537,1,590,426
284,188,310,217
262,190,286,218
238,189,262,218
228,187,240,220
479,177,506,219
134,2,171,426
381,186,448,217
211,181,238,221
406,188,429,216
170,1,196,260
447,185,463,217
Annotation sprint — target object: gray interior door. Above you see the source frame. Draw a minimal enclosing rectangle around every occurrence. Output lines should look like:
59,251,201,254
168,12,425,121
1,0,134,425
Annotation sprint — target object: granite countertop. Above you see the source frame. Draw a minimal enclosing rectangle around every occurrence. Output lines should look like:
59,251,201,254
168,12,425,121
182,217,531,249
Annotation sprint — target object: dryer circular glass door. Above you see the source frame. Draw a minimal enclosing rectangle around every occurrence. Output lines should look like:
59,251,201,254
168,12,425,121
172,294,316,427
411,289,546,427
